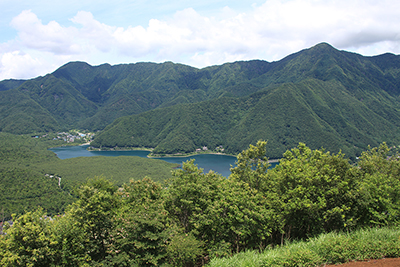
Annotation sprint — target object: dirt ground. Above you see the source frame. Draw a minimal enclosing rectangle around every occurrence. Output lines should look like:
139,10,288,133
325,258,400,267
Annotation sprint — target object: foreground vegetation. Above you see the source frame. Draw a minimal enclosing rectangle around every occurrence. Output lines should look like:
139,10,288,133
1,141,399,266
208,227,400,266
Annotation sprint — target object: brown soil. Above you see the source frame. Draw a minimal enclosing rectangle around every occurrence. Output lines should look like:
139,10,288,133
325,258,400,267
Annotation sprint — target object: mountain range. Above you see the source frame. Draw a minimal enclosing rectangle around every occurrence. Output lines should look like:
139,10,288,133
2,42,400,159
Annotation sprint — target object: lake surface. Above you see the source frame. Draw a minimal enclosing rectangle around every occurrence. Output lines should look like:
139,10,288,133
49,145,278,178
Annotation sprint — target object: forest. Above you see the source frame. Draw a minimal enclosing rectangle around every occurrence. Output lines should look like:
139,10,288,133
0,133,178,220
1,141,399,266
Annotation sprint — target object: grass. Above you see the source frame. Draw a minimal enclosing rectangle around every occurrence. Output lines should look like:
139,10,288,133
207,227,400,267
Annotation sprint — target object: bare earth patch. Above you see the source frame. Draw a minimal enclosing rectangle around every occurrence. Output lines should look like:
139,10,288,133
325,258,400,267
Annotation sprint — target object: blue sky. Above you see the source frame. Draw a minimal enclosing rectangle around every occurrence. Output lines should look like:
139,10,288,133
1,0,400,80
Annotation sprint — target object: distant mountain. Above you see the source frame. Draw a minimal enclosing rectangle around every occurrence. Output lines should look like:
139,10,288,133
2,43,400,158
0,59,274,132
0,79,25,91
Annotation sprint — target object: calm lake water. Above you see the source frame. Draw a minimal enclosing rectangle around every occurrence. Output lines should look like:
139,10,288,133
49,145,278,178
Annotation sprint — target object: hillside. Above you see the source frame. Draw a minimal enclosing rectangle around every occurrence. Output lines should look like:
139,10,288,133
2,43,400,157
0,132,178,220
91,77,400,159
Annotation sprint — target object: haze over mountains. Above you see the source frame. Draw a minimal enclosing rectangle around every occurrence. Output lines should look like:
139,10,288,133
2,42,400,158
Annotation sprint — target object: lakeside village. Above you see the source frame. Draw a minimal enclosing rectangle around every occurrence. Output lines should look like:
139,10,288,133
32,130,95,144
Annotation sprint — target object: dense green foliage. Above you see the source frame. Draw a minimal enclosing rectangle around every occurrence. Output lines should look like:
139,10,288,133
0,133,178,220
2,41,400,264
2,43,400,158
1,141,399,266
36,155,179,189
0,89,60,134
0,133,59,165
0,133,73,220
0,79,25,91
0,167,72,221
207,227,400,267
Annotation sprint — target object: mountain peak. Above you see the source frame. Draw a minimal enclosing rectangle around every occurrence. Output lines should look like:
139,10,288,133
309,42,336,52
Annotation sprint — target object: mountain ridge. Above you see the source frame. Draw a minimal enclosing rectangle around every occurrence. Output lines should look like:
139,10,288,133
1,42,400,158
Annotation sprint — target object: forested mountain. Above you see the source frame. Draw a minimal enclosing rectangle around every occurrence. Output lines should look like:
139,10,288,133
0,79,25,91
91,43,400,158
91,78,400,159
2,43,400,157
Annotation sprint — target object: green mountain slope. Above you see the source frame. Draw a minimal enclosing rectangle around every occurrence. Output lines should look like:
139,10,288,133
0,79,25,91
17,74,98,128
0,89,60,133
91,77,400,159
225,78,400,158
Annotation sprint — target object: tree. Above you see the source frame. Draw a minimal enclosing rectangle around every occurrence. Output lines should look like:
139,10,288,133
51,212,91,266
355,143,400,226
164,160,219,263
214,178,274,253
68,177,120,263
230,140,270,191
0,208,57,267
267,143,356,240
165,159,273,260
108,177,171,266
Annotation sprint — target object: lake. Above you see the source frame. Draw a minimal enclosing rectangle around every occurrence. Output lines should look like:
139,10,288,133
49,145,278,178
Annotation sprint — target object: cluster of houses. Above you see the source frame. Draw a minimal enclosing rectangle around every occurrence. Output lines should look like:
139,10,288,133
195,146,208,152
195,145,224,153
53,132,94,143
32,131,94,143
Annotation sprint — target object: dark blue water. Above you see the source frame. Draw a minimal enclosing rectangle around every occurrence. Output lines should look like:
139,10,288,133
49,145,277,177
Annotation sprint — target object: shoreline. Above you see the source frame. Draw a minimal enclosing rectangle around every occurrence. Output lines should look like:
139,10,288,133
87,146,280,162
148,153,279,163
148,152,237,159
87,146,154,152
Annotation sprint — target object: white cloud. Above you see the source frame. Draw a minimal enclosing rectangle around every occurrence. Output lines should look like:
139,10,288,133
70,11,116,53
10,10,81,55
0,51,44,80
2,0,400,80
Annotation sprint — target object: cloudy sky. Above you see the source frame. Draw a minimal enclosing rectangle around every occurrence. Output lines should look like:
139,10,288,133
1,0,400,80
